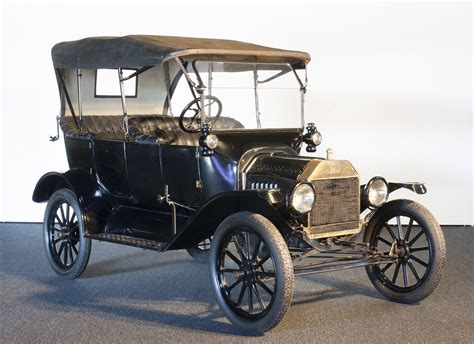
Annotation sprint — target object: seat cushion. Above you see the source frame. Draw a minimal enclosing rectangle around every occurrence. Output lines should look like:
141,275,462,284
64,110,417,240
128,115,197,145
128,115,244,146
60,116,125,139
60,114,244,145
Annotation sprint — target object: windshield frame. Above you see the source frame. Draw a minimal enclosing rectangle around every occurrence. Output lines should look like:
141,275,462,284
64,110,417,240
174,58,308,131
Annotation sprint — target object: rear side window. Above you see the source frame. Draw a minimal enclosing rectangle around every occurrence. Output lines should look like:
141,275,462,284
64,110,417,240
94,69,138,98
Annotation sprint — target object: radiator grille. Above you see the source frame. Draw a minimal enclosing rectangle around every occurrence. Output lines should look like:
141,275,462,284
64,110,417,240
310,177,360,226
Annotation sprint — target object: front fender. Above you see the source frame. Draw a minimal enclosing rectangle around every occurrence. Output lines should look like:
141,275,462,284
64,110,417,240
166,190,291,250
360,178,427,212
388,182,427,195
32,168,110,233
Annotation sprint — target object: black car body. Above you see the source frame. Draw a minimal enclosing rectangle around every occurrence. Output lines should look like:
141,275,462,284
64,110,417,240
33,35,446,332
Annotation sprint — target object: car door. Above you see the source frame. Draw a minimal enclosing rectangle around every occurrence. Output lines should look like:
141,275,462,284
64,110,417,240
93,137,131,198
125,141,164,204
161,145,202,207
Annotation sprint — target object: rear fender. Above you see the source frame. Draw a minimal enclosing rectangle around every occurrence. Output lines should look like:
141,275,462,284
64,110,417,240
166,190,291,250
32,168,109,234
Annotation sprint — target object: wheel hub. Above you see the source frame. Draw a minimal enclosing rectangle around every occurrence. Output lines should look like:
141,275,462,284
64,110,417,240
57,228,70,239
393,240,410,261
242,260,257,281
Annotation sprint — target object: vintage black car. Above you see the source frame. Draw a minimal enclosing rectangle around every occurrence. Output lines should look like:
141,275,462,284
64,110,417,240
33,35,446,332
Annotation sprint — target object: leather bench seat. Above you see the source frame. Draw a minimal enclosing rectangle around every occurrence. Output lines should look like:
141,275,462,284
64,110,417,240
60,115,125,139
60,115,243,146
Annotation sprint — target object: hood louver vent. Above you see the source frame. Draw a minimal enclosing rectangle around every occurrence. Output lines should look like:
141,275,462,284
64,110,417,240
250,182,279,190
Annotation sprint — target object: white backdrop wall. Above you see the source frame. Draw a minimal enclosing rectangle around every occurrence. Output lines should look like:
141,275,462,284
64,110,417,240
1,1,472,224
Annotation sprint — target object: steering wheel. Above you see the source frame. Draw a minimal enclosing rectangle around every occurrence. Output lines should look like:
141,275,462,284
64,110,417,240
179,95,223,133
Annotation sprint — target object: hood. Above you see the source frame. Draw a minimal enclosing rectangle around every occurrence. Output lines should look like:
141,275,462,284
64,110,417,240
244,154,359,193
244,155,311,193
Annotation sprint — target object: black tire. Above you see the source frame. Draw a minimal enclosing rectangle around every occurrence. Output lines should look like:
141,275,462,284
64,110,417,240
186,237,212,263
209,212,294,333
364,199,446,303
43,188,91,279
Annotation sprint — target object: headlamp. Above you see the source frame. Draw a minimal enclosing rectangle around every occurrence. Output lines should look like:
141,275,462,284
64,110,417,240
290,183,315,214
364,177,389,208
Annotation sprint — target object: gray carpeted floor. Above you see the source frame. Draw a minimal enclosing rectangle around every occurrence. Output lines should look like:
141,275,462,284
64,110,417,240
1,223,473,343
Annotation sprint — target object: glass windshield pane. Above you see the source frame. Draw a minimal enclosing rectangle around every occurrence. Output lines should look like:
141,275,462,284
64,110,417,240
171,61,303,130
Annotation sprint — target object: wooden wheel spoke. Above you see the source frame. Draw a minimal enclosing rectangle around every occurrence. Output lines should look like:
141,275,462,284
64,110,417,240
396,216,403,239
244,232,251,260
220,268,242,273
59,205,67,225
384,223,397,240
63,244,68,266
251,238,261,262
68,243,74,263
254,253,271,269
256,278,274,296
402,263,409,287
380,263,393,273
232,235,247,261
410,246,429,253
57,242,65,256
256,271,275,278
54,214,63,226
409,230,425,246
378,237,393,246
248,283,253,313
69,223,79,232
71,243,79,255
227,276,245,292
66,205,70,224
224,249,243,267
236,282,247,307
53,237,62,245
392,261,401,284
407,259,421,281
252,283,265,311
410,254,428,267
405,219,414,241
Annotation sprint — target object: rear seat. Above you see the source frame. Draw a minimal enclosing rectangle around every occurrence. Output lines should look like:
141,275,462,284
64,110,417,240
60,115,125,139
60,115,244,146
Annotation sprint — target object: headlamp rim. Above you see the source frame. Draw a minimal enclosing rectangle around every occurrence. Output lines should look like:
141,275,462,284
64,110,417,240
289,182,316,214
364,176,389,208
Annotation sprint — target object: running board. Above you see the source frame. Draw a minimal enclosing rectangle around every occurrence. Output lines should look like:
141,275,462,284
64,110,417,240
87,233,167,251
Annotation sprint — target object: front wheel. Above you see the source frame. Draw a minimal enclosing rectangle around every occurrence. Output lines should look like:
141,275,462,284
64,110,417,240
209,212,294,333
364,199,446,303
43,188,91,279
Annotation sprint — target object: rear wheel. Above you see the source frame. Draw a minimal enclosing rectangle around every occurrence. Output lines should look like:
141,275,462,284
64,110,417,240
364,199,446,303
209,212,294,333
43,188,91,279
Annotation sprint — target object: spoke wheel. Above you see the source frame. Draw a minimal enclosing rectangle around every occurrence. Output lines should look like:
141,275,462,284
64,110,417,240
210,212,293,333
48,201,80,269
364,199,446,303
43,189,91,279
217,229,276,319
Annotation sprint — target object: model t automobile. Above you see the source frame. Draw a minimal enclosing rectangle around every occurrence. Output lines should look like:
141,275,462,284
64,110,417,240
33,35,446,332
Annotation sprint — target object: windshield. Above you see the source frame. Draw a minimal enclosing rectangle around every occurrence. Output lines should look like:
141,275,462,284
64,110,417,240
170,61,306,130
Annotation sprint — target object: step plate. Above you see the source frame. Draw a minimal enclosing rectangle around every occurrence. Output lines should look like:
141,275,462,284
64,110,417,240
87,233,167,251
